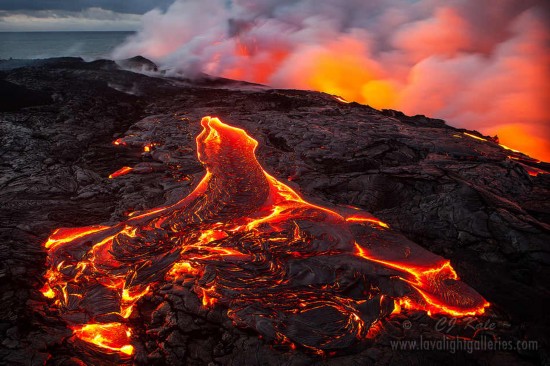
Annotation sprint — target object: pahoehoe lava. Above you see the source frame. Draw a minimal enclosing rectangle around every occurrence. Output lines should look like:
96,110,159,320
42,116,489,356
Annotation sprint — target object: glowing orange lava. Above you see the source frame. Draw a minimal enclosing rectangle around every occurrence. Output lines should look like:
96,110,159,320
72,323,134,355
108,166,134,179
42,116,489,355
112,138,126,146
143,142,157,152
334,96,352,104
354,244,489,317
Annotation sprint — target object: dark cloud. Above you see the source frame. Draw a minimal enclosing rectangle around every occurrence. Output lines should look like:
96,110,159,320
0,0,174,14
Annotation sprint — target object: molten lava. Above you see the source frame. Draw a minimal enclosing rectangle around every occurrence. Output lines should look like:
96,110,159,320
41,116,489,355
108,166,133,179
72,323,134,356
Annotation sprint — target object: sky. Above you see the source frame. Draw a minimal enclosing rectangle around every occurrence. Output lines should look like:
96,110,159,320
0,0,174,31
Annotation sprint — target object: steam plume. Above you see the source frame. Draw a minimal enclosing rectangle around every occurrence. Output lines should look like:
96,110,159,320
113,0,550,161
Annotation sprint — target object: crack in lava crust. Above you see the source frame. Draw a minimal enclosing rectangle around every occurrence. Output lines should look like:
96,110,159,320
41,116,489,355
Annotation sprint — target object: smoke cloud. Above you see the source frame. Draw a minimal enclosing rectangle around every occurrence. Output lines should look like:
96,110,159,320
112,0,550,161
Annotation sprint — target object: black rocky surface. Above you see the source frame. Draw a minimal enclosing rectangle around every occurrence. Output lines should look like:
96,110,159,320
0,57,548,366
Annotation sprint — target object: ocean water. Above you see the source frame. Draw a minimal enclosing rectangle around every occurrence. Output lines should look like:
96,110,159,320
0,31,134,60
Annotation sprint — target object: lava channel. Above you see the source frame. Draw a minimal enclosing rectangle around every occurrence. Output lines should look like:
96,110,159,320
41,116,489,355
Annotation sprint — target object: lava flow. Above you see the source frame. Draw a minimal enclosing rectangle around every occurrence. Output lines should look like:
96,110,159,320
41,116,489,355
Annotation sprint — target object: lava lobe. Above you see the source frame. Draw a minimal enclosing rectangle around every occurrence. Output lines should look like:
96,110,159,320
41,116,489,355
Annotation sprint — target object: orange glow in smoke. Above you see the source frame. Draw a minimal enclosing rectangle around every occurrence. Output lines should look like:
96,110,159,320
217,22,548,162
275,37,399,111
222,38,289,85
493,125,550,161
